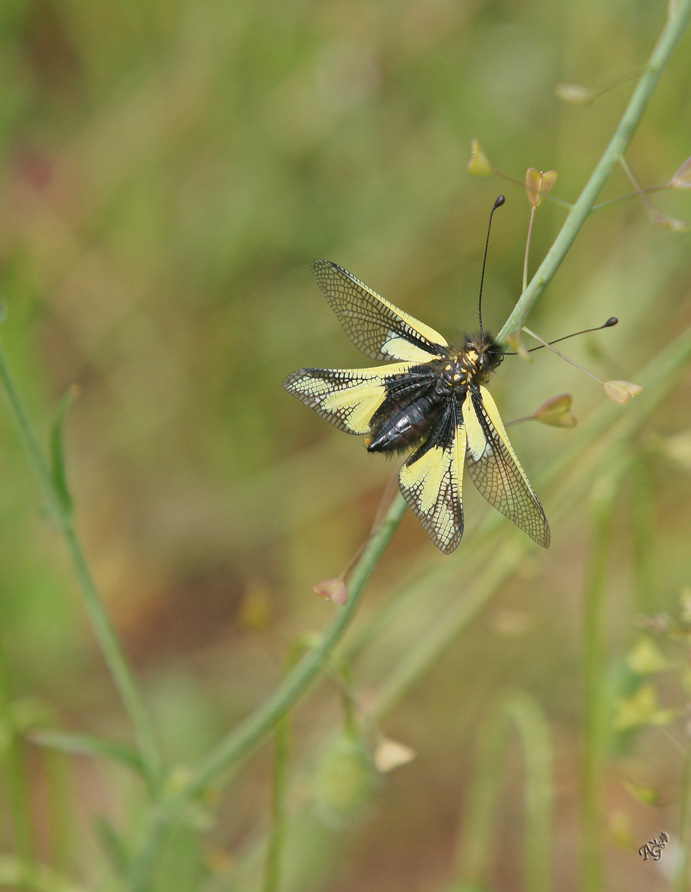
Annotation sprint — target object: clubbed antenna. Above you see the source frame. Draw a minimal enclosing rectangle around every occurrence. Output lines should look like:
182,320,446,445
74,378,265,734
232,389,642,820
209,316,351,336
478,195,505,339
509,317,619,354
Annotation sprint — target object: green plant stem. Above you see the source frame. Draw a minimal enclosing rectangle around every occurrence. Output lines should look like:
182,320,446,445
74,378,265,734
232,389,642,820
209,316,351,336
372,321,691,723
371,551,511,719
129,491,404,888
498,0,691,342
45,749,73,885
675,735,691,892
0,635,34,891
455,693,553,892
261,717,290,892
191,494,400,797
62,525,163,795
580,474,619,892
0,338,163,796
631,457,656,613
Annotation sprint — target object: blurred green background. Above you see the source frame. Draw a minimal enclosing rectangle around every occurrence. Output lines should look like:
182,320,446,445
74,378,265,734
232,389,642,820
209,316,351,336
1,0,690,890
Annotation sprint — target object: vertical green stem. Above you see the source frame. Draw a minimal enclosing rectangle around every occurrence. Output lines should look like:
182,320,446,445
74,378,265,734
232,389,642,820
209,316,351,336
631,458,656,614
507,696,553,892
0,337,163,796
0,634,35,891
61,521,163,794
178,493,405,801
455,692,553,892
674,738,691,892
455,703,508,886
580,476,617,892
128,493,406,888
261,717,290,892
45,749,73,883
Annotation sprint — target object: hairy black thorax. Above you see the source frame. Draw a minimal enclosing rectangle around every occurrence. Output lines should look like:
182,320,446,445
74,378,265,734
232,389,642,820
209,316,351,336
367,332,504,454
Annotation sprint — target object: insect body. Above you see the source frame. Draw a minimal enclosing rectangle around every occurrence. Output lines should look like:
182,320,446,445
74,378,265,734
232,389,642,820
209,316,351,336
283,258,550,554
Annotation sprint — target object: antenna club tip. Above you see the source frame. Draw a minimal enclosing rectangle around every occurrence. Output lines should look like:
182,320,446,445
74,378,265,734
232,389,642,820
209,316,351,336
605,317,619,327
495,194,506,208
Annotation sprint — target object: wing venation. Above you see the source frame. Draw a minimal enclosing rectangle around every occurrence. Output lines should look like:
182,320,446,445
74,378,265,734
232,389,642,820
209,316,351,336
283,363,424,435
398,400,466,553
463,386,550,548
311,259,448,364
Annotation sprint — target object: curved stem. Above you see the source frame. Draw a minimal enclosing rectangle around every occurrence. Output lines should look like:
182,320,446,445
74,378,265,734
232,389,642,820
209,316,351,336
180,492,404,799
580,474,620,892
498,0,691,342
0,338,164,795
455,692,553,892
129,493,405,887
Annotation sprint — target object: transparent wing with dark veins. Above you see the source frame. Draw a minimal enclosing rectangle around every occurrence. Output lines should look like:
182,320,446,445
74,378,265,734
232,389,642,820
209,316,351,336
398,400,466,554
311,259,448,364
283,363,424,435
463,386,551,548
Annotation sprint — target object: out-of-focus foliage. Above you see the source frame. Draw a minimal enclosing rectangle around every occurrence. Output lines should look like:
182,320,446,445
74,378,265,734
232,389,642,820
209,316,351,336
1,1,690,890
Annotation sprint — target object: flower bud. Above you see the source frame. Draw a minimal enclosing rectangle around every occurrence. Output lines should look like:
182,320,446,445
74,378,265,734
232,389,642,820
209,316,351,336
313,577,348,606
670,156,691,189
554,82,595,104
533,393,577,427
468,139,494,176
312,734,378,825
525,168,557,208
603,380,643,403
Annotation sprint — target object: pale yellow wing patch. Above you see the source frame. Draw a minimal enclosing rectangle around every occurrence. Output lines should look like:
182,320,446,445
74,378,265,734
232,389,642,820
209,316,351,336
311,259,448,364
283,363,415,435
398,405,466,554
462,386,550,548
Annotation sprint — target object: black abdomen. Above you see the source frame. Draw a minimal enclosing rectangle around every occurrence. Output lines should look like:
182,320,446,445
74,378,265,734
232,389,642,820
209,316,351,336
367,391,444,453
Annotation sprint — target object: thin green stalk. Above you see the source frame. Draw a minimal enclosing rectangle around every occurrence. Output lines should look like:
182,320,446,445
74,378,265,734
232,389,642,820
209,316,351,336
498,0,691,342
0,634,35,891
61,523,163,795
0,337,163,796
129,491,405,888
674,737,691,892
508,697,553,892
371,322,691,726
45,749,73,885
455,699,509,886
580,473,619,892
261,717,290,892
371,551,512,719
631,458,656,613
455,692,553,892
188,493,402,798
618,156,656,213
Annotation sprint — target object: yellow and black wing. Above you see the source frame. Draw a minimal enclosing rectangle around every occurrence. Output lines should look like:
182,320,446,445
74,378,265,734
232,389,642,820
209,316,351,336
311,259,448,364
283,363,422,435
462,386,550,548
398,401,466,554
